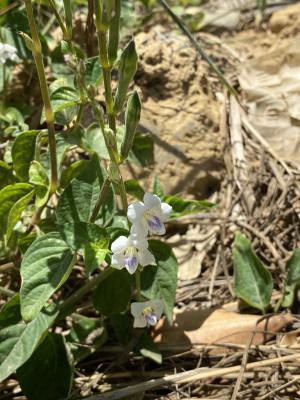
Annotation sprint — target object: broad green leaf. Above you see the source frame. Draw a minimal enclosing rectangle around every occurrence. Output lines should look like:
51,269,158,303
17,333,74,400
124,179,144,200
49,86,79,125
56,156,115,226
0,161,15,189
84,235,110,276
12,130,40,181
67,315,107,362
141,240,178,324
20,233,75,321
6,190,35,241
0,305,59,382
233,232,273,313
85,56,103,86
60,160,89,188
0,183,33,236
58,222,108,251
29,161,50,207
0,295,21,329
92,270,131,316
110,314,133,345
135,334,162,364
282,249,300,308
84,123,110,159
129,132,154,167
164,195,214,218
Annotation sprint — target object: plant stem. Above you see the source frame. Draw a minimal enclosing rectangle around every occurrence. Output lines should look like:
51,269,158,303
47,0,69,39
158,0,238,97
89,175,111,223
58,267,115,319
25,0,58,193
1,64,6,114
135,268,142,301
94,21,128,212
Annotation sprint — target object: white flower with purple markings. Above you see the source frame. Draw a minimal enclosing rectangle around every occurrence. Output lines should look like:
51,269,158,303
128,193,172,237
111,234,156,274
131,299,163,328
0,43,18,65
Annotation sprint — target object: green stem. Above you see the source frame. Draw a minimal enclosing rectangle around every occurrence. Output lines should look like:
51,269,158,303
97,31,116,132
135,268,142,301
1,63,6,114
89,176,111,223
95,28,128,212
25,0,58,193
0,286,15,298
47,0,69,40
57,267,115,319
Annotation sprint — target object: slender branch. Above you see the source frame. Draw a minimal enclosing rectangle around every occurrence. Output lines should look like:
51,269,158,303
47,0,69,39
89,176,111,223
158,0,238,97
25,0,58,193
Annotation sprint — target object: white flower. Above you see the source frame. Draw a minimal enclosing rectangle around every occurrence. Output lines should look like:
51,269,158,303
0,43,18,65
128,193,172,237
111,234,156,274
131,299,163,328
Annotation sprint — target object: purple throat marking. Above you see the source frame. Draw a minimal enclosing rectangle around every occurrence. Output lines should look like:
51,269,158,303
124,256,138,269
147,215,162,230
145,312,157,326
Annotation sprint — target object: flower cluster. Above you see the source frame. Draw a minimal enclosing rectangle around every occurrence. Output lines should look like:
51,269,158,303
111,192,172,327
0,43,18,65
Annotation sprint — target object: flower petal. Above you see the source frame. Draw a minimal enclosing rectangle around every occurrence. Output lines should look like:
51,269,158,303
124,255,139,274
143,193,161,209
147,216,166,235
151,299,164,319
161,202,172,221
111,235,129,253
132,237,148,250
111,253,124,270
131,302,145,317
138,248,156,267
127,202,145,222
133,315,147,328
130,221,148,237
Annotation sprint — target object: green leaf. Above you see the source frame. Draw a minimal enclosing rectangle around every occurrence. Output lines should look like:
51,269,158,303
0,305,59,382
49,86,79,125
12,130,40,181
110,314,133,345
121,91,141,160
135,333,162,364
29,161,50,207
67,315,107,363
0,295,22,329
56,155,115,226
153,176,164,198
84,123,110,159
0,161,15,189
92,270,131,316
114,39,138,113
17,333,74,400
141,240,178,324
163,195,214,218
85,56,103,86
124,179,145,200
282,249,300,308
84,237,110,276
6,190,35,241
129,132,154,167
60,160,89,188
20,233,75,321
0,183,33,236
58,222,108,251
233,232,273,313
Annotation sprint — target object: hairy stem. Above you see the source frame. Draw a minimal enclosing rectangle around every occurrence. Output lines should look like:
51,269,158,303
25,0,58,193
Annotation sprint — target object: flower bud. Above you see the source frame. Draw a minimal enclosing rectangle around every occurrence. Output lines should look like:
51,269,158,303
19,32,33,51
104,128,117,149
87,85,97,100
120,91,141,161
114,39,138,114
92,103,105,122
